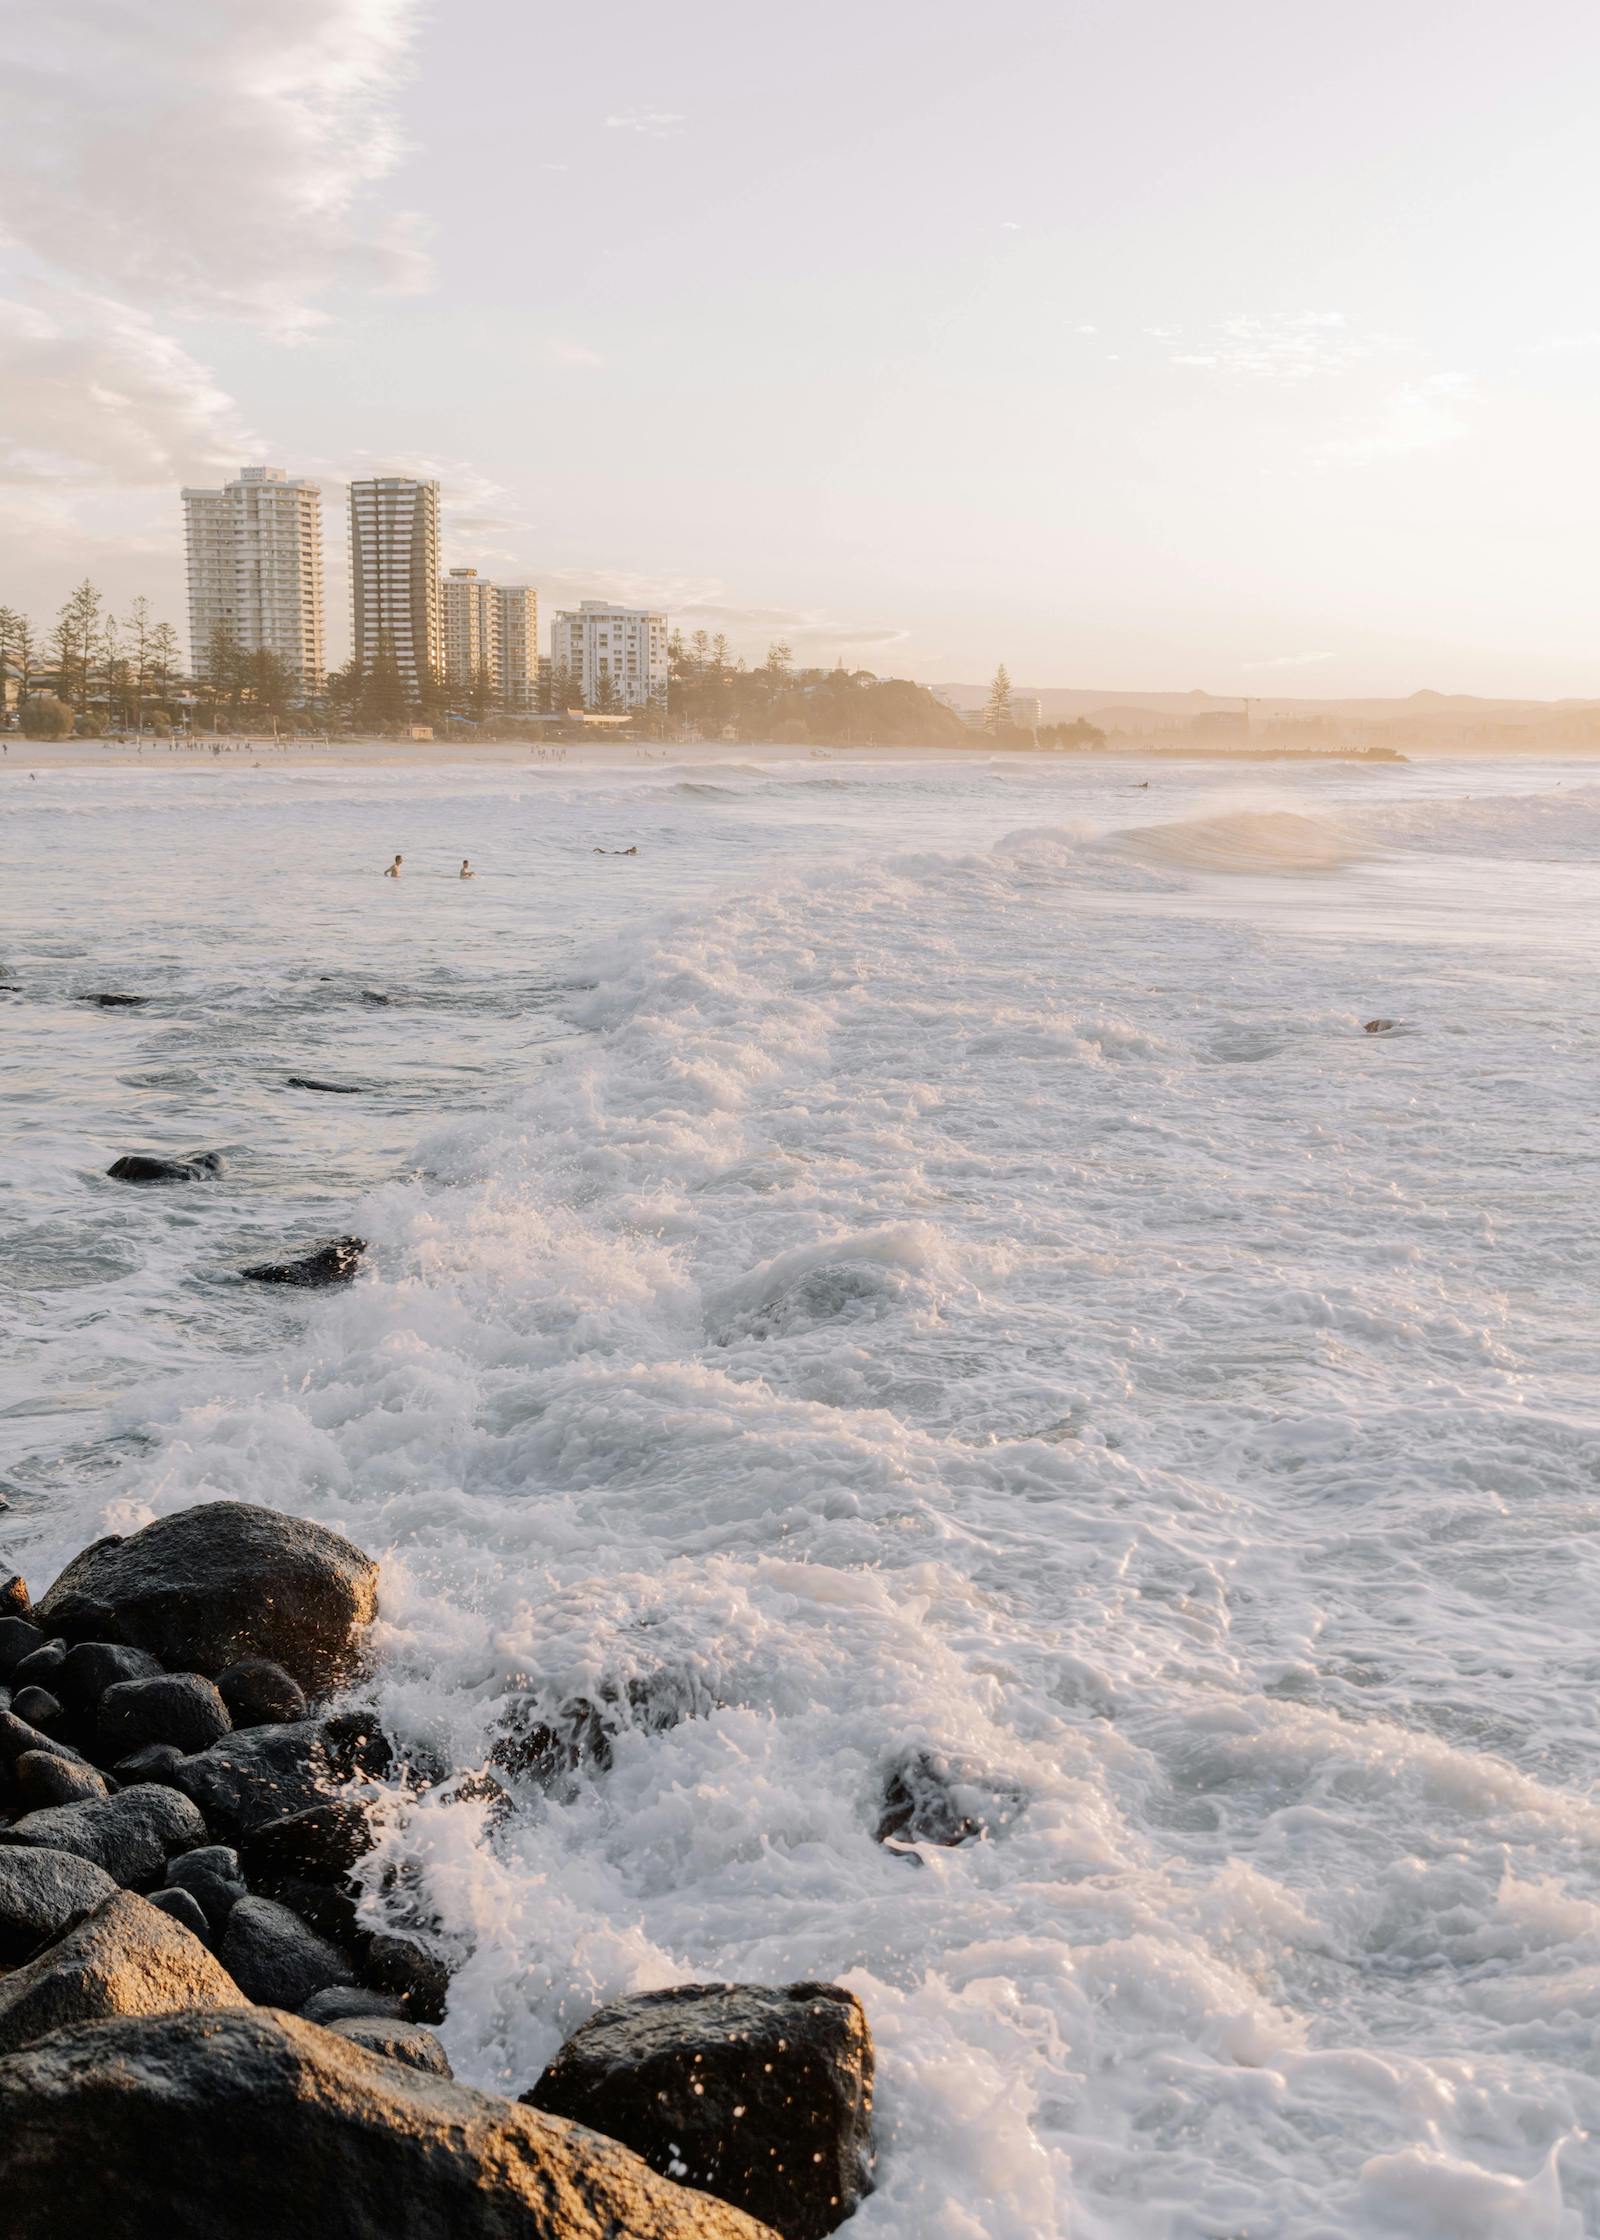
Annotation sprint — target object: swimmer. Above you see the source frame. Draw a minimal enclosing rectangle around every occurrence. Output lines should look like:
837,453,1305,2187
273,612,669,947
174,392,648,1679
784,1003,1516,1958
459,859,474,879
383,854,402,878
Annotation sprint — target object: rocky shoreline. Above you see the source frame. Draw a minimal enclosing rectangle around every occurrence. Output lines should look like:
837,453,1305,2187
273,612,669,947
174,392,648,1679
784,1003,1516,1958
0,1502,876,2238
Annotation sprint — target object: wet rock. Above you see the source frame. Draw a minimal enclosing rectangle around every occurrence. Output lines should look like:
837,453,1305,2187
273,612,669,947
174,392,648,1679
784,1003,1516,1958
874,1747,1022,1849
0,1708,90,1773
113,1743,186,1787
100,1673,232,1758
15,1752,109,1811
0,2006,778,2240
0,1615,44,1678
0,1786,209,1888
524,1981,875,2240
363,1929,451,2024
239,1799,373,1883
0,1847,117,1964
255,1870,363,1953
0,1891,245,2057
239,1236,366,1290
299,1984,406,2026
82,991,149,1007
106,1152,222,1184
10,1688,65,1734
219,1894,354,2008
286,1076,363,1093
11,1639,66,1690
163,1845,246,1932
1363,1017,1396,1034
145,1886,214,1946
216,1656,307,1728
34,1500,379,1694
56,1640,163,1714
0,1576,30,1619
173,1720,345,1836
360,987,391,1004
326,2013,453,2077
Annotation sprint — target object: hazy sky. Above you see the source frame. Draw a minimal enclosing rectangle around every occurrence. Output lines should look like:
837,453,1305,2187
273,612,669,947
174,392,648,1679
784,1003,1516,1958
5,0,1599,694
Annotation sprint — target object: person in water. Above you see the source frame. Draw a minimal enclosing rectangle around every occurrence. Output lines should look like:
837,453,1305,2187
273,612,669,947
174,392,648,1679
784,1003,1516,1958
384,854,403,877
459,859,474,878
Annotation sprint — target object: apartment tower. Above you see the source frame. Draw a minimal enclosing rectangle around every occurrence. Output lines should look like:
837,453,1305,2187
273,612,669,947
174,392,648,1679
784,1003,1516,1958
496,585,540,710
349,477,442,698
441,568,499,695
180,466,325,691
550,601,668,710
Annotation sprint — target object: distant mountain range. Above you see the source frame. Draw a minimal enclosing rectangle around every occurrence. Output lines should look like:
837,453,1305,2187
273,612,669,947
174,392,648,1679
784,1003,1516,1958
932,685,1600,722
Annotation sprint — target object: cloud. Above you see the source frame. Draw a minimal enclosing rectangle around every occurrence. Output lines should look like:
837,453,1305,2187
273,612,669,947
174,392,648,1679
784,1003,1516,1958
1170,311,1386,380
1323,374,1473,462
604,108,685,137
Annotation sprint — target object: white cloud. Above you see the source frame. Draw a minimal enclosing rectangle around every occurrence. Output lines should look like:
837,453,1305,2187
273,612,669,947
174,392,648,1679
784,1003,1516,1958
1171,311,1386,381
1324,374,1473,462
603,109,685,138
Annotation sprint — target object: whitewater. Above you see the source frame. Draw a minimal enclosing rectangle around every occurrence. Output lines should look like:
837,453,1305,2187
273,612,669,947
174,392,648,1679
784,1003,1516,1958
4,744,1600,2238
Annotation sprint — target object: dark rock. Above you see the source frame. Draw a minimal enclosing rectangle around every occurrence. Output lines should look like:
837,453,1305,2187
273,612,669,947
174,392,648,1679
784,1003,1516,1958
255,1871,362,1953
57,1640,163,1714
172,1720,344,1836
299,1985,406,2026
34,1500,379,1693
360,987,391,1003
9,1688,65,1734
0,1786,209,1888
216,1656,307,1728
219,1894,353,2008
363,1929,451,2024
0,1576,29,1619
240,1799,373,1883
1364,1017,1396,1034
0,1892,245,2057
83,991,149,1007
524,1981,875,2240
100,1673,232,1757
0,1615,45,1678
105,1152,222,1184
0,1708,89,1771
286,1076,363,1093
326,2014,452,2076
145,1887,213,1946
0,1847,117,1964
15,1752,109,1811
113,1743,186,1787
0,2007,778,2240
240,1236,366,1290
11,1639,66,1689
319,1708,393,1781
164,1846,246,1932
874,1747,1023,1849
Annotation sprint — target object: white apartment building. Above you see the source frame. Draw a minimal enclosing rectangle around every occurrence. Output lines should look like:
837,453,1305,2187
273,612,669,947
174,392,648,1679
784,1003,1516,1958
496,585,540,710
181,466,325,691
441,568,499,694
550,602,668,711
349,477,441,697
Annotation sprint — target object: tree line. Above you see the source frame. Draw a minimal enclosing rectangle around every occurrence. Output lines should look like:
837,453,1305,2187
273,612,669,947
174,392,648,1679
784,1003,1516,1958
0,581,184,738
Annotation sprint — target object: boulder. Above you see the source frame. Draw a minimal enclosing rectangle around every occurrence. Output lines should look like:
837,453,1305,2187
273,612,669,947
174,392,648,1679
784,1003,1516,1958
0,1708,93,1771
106,1153,222,1184
240,1800,374,1882
57,1641,163,1714
9,1688,65,1734
240,1237,366,1290
0,1615,43,1676
363,1929,451,2024
220,1894,353,2009
0,1847,117,1964
0,1787,208,1887
100,1673,232,1757
83,992,148,1007
0,1576,30,1619
0,1892,245,2058
163,1846,246,1933
326,2014,453,2077
300,1985,406,2026
217,1656,307,1728
34,1501,378,1693
11,1639,66,1689
0,2007,780,2240
113,1743,185,1787
14,1752,109,1811
523,1982,875,2240
172,1721,342,1835
286,1077,364,1094
256,1870,362,1952
146,1887,213,1945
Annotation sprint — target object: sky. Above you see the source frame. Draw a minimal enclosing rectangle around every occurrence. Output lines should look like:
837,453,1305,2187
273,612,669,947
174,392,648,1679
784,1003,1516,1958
3,0,1599,697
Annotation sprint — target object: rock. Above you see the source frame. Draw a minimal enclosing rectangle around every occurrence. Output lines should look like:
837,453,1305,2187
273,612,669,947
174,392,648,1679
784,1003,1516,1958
360,987,391,1003
299,1985,406,2026
82,991,149,1007
163,1846,246,1932
14,1752,109,1811
56,1640,163,1714
240,1236,366,1290
0,1708,89,1771
0,1576,30,1619
145,1887,213,1946
105,1151,223,1184
0,1615,44,1677
100,1673,232,1757
286,1076,363,1094
220,1894,353,2008
1364,1017,1396,1034
524,1982,875,2240
256,1870,363,1953
173,1721,342,1836
362,1930,451,2024
34,1500,378,1694
0,2006,780,2240
0,1848,117,1964
0,1892,245,2057
11,1639,66,1689
874,1747,1022,1849
216,1656,307,1728
9,1688,65,1734
240,1800,373,1883
113,1743,186,1787
0,1787,209,1888
326,2013,452,2076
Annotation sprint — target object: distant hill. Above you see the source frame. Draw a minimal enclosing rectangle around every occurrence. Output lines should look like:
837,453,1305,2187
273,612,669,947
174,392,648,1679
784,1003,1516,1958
933,683,1600,721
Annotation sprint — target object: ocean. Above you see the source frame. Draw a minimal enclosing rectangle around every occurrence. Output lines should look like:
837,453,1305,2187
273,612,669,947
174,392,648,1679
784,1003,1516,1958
3,742,1599,2238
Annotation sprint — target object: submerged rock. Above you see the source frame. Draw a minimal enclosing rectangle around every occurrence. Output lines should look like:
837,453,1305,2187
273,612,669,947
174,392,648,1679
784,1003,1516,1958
0,2008,781,2239
874,1747,1023,1850
1363,1017,1396,1034
0,1847,117,1964
239,1236,366,1290
525,1981,875,2240
0,1892,245,2057
105,1152,222,1184
82,992,148,1008
0,1786,208,1888
286,1076,364,1093
34,1500,379,1694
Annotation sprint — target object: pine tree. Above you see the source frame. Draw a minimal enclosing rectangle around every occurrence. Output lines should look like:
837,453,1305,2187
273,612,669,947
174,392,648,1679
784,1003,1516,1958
984,663,1013,734
53,579,104,714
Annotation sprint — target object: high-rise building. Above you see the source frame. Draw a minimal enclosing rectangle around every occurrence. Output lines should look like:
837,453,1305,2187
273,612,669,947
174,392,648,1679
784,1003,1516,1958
349,477,441,699
180,465,325,692
550,601,668,711
496,586,539,711
441,568,499,695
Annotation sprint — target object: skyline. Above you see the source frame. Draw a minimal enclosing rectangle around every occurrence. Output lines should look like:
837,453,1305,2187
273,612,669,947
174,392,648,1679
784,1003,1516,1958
5,2,1600,697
